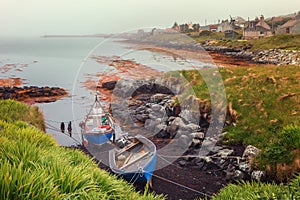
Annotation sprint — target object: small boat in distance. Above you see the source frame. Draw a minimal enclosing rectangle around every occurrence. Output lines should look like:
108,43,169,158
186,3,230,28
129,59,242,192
109,135,157,187
80,93,115,146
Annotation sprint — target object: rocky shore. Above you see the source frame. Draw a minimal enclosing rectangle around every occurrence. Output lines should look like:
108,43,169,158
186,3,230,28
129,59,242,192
204,45,300,66
0,86,68,104
97,77,265,199
125,39,300,66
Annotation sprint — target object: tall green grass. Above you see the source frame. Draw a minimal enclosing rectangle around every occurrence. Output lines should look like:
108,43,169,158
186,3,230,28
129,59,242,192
0,100,164,199
213,176,300,199
0,99,45,131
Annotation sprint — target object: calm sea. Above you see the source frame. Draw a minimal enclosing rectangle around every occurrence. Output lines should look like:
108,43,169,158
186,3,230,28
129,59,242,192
0,36,208,146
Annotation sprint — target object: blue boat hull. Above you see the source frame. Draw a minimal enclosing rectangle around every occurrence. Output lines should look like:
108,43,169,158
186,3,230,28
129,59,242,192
119,154,156,183
109,135,157,184
83,131,113,145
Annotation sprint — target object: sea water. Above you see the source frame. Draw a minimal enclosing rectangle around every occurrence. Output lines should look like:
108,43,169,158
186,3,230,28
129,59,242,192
0,36,209,146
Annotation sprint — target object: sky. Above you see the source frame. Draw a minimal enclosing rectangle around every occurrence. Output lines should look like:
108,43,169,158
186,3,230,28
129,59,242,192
0,0,299,36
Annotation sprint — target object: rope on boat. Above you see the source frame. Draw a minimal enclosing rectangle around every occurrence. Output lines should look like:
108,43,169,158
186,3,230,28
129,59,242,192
151,173,213,198
128,167,143,185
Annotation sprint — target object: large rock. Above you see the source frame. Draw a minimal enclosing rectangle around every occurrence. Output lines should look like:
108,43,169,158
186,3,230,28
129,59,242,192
177,135,192,149
191,132,205,139
242,145,260,163
135,114,149,123
150,93,172,103
167,117,185,138
251,170,265,181
182,123,200,132
226,170,245,181
214,148,234,158
179,109,199,124
102,81,117,90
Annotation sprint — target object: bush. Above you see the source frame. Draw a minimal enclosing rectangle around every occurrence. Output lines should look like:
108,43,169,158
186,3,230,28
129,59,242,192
260,125,300,166
280,125,300,150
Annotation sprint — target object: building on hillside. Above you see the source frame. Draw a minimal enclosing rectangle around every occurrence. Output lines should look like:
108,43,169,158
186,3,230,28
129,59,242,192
172,22,180,32
276,13,300,34
200,25,210,31
217,20,233,32
209,25,218,32
225,30,239,39
243,15,272,39
179,24,188,32
235,16,246,27
193,23,200,32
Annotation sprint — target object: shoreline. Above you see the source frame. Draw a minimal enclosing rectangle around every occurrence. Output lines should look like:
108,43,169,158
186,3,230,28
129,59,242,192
122,39,300,67
121,39,257,68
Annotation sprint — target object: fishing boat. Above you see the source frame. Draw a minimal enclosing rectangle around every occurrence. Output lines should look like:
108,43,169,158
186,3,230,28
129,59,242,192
80,94,115,146
109,135,157,186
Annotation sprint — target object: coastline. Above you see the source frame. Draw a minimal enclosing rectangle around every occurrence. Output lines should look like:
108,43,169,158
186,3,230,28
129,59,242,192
121,39,300,67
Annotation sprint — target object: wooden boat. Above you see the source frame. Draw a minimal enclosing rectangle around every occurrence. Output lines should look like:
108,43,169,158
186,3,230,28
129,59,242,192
109,135,156,186
80,94,115,146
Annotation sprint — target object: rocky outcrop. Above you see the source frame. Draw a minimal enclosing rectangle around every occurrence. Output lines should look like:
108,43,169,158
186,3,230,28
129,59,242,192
203,45,300,66
0,86,67,103
251,49,300,65
107,76,265,182
125,92,264,182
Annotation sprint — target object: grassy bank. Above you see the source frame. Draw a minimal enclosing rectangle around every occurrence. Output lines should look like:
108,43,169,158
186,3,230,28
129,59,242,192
179,65,300,199
0,100,163,200
0,99,45,131
193,32,300,50
179,65,300,178
213,177,300,199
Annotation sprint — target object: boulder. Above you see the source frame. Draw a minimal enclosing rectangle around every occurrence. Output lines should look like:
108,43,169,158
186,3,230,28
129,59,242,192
151,104,164,111
242,145,261,164
251,170,265,181
150,93,172,103
182,123,200,132
135,114,149,123
192,138,202,148
179,109,199,124
191,132,205,139
177,135,192,149
178,160,187,167
167,117,185,138
214,148,234,158
226,170,245,181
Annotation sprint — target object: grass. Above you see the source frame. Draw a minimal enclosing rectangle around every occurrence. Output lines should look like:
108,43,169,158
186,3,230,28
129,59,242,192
212,175,300,199
177,65,300,179
212,34,300,51
248,34,300,50
0,99,45,131
0,100,164,200
190,32,300,50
